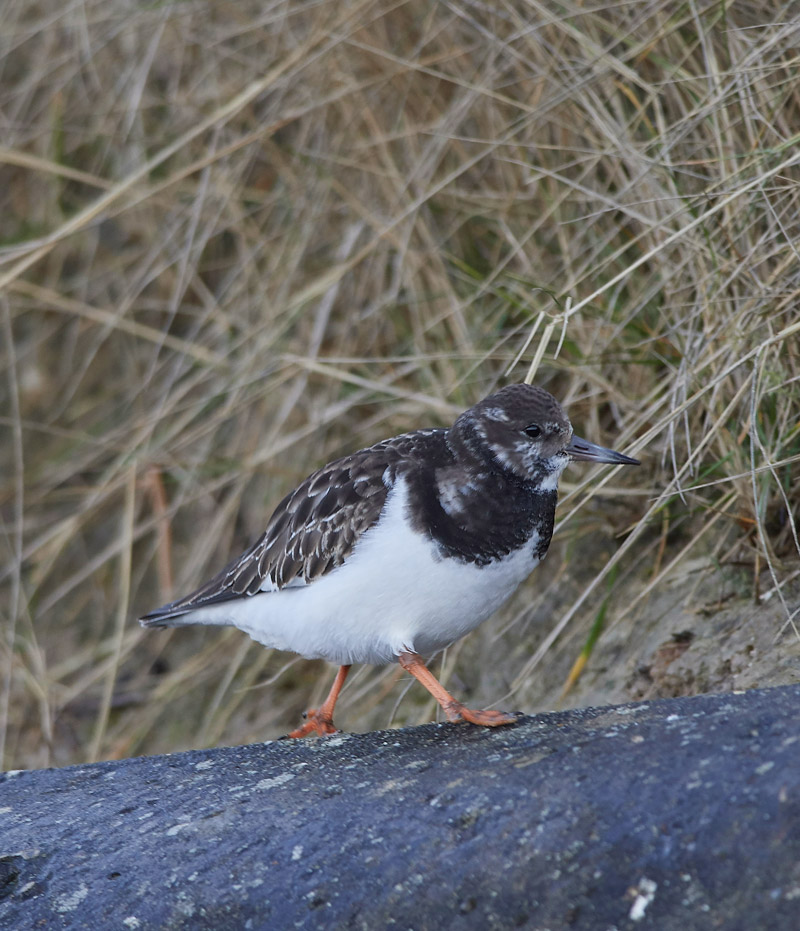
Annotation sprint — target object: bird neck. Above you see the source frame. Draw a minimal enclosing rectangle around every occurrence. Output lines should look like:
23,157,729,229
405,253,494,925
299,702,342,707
446,414,531,491
397,425,558,566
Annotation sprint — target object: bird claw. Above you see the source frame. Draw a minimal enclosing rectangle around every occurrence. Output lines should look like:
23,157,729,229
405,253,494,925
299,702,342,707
284,708,340,739
445,701,521,727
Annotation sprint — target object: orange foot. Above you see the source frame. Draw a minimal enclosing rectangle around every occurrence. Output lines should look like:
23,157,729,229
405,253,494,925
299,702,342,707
283,664,351,739
444,701,521,727
285,708,340,739
397,650,522,730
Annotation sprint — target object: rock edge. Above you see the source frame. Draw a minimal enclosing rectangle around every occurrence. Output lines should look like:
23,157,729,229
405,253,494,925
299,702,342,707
2,685,799,929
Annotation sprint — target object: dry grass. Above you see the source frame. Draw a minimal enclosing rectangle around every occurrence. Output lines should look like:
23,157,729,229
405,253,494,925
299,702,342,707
1,0,799,770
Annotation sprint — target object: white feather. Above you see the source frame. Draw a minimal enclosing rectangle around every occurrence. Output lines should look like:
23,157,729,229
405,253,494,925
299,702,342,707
177,478,542,665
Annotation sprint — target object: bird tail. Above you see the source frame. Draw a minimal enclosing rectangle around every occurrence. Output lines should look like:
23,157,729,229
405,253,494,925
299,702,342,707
139,603,198,629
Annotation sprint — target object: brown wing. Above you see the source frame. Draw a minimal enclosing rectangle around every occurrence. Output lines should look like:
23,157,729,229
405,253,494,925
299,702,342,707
140,428,448,624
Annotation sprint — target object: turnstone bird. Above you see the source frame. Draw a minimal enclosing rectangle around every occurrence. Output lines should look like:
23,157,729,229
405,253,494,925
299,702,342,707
140,384,639,738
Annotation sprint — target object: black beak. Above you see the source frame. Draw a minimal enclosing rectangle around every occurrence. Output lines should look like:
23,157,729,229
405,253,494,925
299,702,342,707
566,434,640,466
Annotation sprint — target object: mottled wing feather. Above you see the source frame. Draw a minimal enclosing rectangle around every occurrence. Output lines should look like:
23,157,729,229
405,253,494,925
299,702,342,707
141,429,448,622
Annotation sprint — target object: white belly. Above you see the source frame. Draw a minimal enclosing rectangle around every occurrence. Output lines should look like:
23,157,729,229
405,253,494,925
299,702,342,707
186,479,542,665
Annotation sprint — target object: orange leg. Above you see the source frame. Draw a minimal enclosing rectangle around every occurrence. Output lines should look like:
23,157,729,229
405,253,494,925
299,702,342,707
286,664,351,739
398,651,520,727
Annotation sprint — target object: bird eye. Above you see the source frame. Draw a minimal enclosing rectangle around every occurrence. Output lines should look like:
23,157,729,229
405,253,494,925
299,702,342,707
525,423,542,439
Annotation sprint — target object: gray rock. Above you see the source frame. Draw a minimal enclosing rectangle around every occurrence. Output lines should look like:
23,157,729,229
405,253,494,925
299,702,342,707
2,685,799,930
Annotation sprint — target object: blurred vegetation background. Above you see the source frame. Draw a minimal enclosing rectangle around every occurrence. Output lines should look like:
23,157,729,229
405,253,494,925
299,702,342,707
1,1,799,770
